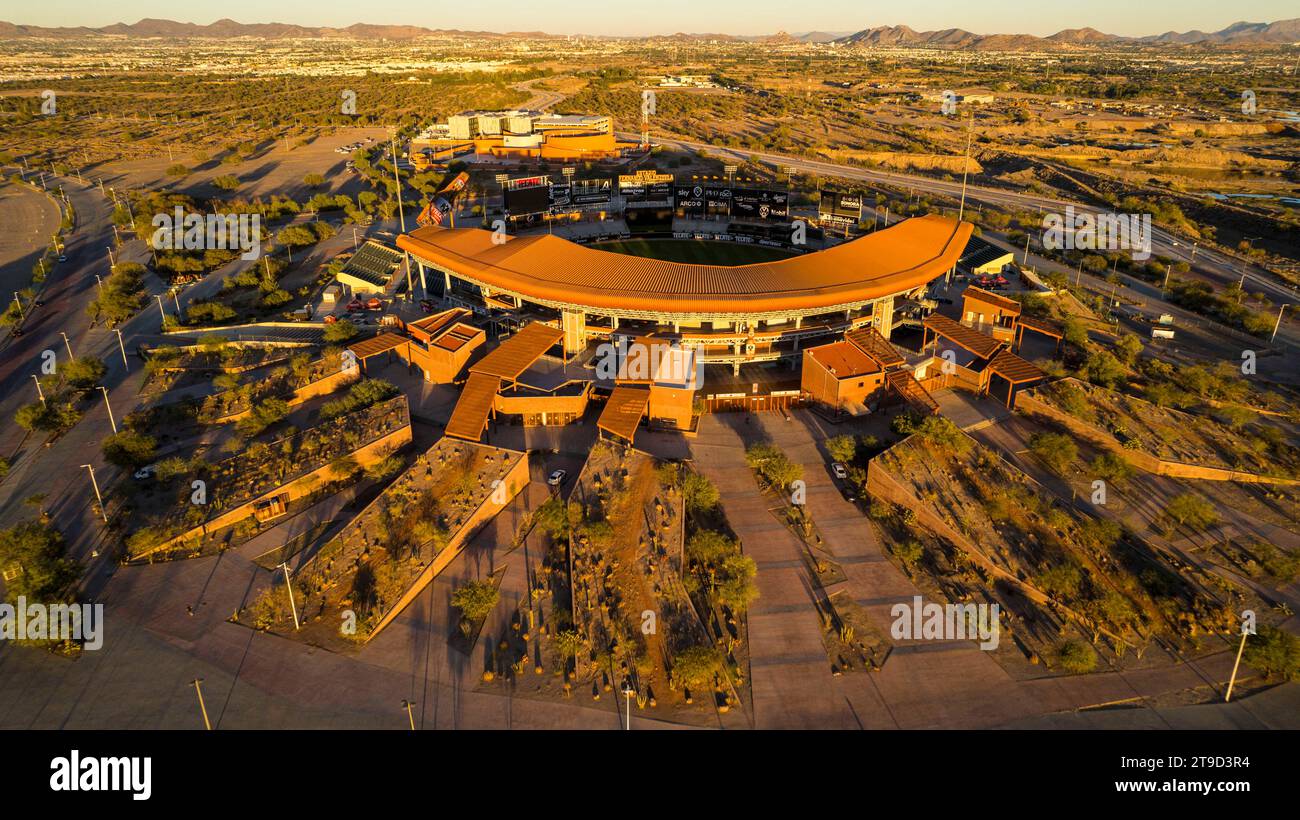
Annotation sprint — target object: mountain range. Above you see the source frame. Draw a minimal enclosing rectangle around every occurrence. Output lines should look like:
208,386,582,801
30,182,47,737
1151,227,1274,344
1,17,1298,48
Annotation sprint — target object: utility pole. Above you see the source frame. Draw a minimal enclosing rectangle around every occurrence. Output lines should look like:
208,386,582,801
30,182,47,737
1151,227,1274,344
402,700,417,731
279,562,301,630
98,386,117,434
81,464,108,523
192,679,212,730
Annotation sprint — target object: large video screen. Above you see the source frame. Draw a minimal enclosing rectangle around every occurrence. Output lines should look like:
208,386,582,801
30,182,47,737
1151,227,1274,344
819,190,862,224
505,184,550,217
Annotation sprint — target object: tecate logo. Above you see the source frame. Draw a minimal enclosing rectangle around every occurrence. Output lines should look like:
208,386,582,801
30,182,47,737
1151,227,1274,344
50,750,151,801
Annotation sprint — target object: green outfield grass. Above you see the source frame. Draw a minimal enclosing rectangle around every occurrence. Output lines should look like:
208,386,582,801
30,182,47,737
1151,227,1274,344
590,238,798,266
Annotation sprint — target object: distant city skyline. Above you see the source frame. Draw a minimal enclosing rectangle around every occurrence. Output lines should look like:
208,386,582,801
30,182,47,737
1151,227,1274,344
8,0,1299,38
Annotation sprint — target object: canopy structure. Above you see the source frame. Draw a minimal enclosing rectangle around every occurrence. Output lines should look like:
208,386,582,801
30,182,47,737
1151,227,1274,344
470,322,564,382
597,385,650,443
445,372,500,441
398,215,972,316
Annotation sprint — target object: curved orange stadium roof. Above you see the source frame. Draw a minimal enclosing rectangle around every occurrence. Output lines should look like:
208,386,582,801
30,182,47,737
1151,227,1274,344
397,214,972,315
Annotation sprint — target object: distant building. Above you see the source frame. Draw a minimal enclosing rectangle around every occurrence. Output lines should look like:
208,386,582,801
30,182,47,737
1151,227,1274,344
411,109,633,168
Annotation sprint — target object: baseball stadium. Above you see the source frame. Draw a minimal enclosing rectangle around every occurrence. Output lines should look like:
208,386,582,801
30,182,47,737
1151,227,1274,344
396,213,973,372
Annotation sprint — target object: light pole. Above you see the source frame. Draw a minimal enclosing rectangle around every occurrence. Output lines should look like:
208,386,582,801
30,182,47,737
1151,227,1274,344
60,331,75,362
12,292,23,321
402,700,417,731
98,386,117,433
279,562,301,630
31,375,46,407
81,464,108,523
156,294,166,322
192,679,212,730
957,110,974,222
94,274,103,298
1225,625,1251,702
621,684,635,730
1271,304,1290,344
113,329,129,370
107,246,116,268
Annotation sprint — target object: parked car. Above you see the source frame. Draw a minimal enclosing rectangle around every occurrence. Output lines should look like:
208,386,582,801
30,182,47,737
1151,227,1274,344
345,299,365,312
419,298,436,313
58,254,67,263
366,297,383,310
547,469,568,487
133,465,156,481
831,462,848,480
323,314,338,324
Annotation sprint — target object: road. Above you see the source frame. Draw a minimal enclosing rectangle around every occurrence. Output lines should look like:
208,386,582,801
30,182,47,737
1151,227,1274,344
512,79,566,113
0,182,62,298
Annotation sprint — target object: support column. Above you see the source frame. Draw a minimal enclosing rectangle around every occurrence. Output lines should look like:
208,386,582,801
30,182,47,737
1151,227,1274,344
443,270,451,296
872,295,895,340
416,260,428,295
561,309,585,356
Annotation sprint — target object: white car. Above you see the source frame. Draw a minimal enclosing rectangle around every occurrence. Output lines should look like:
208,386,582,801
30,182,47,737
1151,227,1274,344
547,469,567,487
832,463,848,480
133,465,157,480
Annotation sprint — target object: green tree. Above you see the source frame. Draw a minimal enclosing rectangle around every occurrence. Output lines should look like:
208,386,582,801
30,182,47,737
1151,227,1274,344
450,580,499,630
1090,452,1134,484
825,434,857,463
1029,432,1078,475
670,644,721,690
1055,640,1098,674
0,521,80,604
1242,625,1300,681
59,357,107,391
1084,349,1126,389
1163,493,1218,533
1114,333,1143,366
682,471,719,514
101,430,157,468
323,319,358,343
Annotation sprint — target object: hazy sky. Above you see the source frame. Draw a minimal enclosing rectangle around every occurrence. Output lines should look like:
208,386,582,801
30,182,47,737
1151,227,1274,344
7,0,1296,37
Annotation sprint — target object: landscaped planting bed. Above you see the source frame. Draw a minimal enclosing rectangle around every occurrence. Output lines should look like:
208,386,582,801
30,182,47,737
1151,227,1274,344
141,343,301,396
487,443,749,726
870,425,1260,675
235,437,526,649
199,348,354,422
124,396,410,560
1029,379,1299,478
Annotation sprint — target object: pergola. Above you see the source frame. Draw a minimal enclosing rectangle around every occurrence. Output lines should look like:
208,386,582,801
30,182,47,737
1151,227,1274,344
985,349,1045,408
